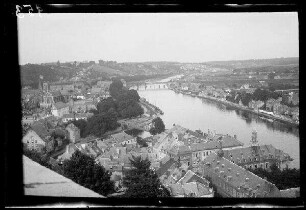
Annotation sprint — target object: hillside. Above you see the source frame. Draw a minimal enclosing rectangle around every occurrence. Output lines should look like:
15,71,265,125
204,57,299,70
90,64,128,76
20,64,76,88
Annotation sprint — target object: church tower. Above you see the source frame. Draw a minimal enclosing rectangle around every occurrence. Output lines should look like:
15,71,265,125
250,129,259,147
43,82,49,93
217,139,224,158
38,75,43,91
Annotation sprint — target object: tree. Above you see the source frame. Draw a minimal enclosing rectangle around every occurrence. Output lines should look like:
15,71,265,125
88,108,99,115
241,93,253,106
109,79,123,98
122,156,170,197
149,117,165,135
136,136,148,147
62,150,115,196
248,163,300,190
96,97,117,114
83,112,120,137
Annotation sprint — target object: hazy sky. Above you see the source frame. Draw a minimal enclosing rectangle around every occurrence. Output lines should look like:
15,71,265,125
18,13,299,64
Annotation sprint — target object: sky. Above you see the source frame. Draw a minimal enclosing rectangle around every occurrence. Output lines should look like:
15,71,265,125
18,12,299,64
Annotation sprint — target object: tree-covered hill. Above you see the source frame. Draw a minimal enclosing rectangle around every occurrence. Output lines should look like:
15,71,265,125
205,57,299,70
20,64,76,88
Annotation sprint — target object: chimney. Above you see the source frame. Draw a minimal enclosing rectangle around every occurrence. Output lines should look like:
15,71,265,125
234,135,237,139
245,177,249,182
221,164,225,168
216,161,220,165
236,172,240,177
228,167,231,172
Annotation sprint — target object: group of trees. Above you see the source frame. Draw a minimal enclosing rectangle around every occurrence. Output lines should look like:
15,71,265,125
97,79,144,119
248,163,300,190
226,88,282,107
71,79,143,138
71,110,120,138
62,150,115,196
149,117,166,135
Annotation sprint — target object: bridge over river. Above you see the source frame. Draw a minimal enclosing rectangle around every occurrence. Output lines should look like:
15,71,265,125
128,82,170,91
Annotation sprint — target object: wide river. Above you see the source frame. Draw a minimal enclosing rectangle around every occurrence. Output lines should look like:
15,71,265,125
138,89,300,169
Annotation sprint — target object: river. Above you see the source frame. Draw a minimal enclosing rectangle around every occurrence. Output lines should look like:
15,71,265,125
138,89,300,169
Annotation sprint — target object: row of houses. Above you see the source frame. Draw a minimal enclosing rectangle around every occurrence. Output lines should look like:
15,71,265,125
22,118,295,198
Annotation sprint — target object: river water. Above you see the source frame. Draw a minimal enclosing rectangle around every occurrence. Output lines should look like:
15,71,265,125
138,89,300,169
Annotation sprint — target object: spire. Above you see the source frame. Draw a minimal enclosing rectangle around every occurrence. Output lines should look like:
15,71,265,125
217,139,224,158
38,75,43,91
251,129,259,147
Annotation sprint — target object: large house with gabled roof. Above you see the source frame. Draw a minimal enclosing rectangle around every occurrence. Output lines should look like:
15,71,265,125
22,121,52,152
223,144,293,171
200,151,282,197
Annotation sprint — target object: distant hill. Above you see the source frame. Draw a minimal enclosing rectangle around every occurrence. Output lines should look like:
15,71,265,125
204,57,299,69
90,64,128,76
20,64,76,88
232,64,299,74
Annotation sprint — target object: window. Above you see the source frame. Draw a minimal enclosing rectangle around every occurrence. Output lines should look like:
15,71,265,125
206,151,209,156
254,164,257,169
265,162,269,168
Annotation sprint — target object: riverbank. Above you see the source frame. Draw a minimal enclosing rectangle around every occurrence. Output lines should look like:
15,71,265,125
172,88,299,127
139,98,164,116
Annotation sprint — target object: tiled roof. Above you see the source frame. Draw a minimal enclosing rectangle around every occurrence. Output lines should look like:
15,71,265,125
50,91,62,97
177,170,195,184
169,183,185,196
189,135,243,152
66,123,79,132
201,152,282,197
181,182,198,195
58,143,78,161
166,124,188,135
156,158,176,177
169,182,212,197
223,144,292,163
111,132,134,143
53,102,69,110
280,188,300,198
197,182,213,196
31,122,50,140
178,145,191,154
62,113,75,119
